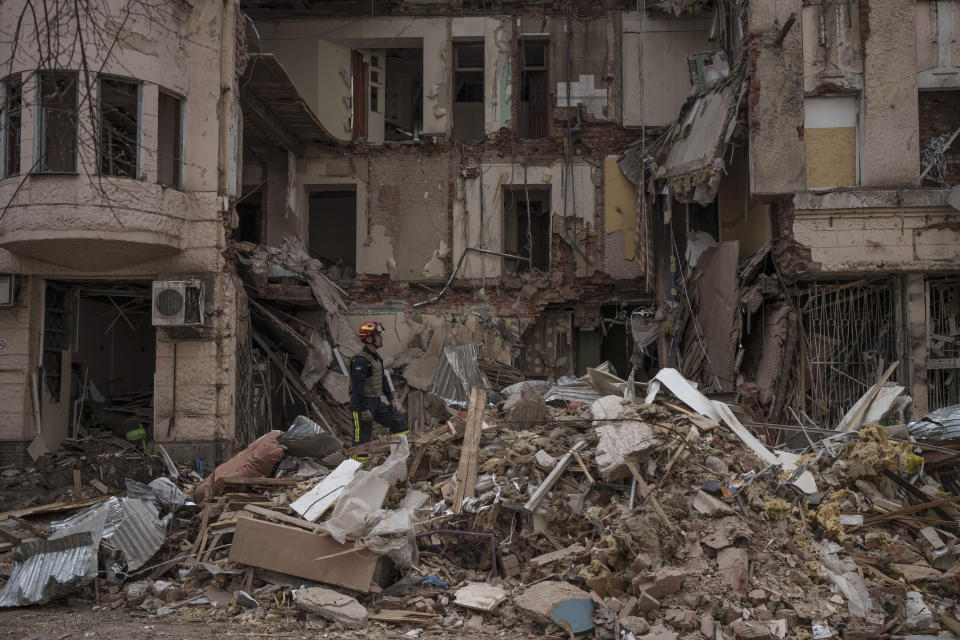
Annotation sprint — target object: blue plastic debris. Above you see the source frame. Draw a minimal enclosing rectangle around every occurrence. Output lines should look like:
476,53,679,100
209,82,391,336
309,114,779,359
551,598,595,635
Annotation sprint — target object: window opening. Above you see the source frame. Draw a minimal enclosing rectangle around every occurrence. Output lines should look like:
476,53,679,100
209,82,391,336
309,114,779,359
158,90,182,188
39,72,78,173
42,283,77,401
308,189,357,278
236,188,263,244
503,186,550,273
3,74,21,177
384,48,423,141
520,40,549,139
927,276,960,409
99,76,140,178
800,279,901,428
687,201,720,242
453,42,484,142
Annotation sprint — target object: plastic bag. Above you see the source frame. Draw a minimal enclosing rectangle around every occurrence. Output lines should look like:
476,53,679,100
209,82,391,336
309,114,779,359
277,415,342,459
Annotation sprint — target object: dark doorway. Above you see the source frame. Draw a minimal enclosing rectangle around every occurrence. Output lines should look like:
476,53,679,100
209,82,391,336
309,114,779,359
520,40,549,139
309,189,357,273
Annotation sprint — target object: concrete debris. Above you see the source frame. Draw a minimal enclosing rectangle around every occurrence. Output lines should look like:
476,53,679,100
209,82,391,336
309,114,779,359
293,586,368,628
503,383,553,426
515,581,593,622
0,365,957,640
452,582,507,611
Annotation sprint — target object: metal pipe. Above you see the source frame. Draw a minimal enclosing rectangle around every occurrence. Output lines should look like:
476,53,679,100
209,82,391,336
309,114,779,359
412,247,531,308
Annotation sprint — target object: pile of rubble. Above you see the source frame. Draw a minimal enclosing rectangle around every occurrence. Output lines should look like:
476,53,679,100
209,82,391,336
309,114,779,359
1,363,959,640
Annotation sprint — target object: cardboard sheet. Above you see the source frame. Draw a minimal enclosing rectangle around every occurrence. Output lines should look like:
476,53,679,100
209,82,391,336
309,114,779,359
230,517,382,593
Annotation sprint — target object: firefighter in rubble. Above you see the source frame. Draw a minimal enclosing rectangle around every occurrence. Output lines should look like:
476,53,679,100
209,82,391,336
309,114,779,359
349,321,409,460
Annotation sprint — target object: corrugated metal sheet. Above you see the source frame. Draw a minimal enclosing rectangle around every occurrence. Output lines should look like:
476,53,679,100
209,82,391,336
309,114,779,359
109,498,167,570
52,496,166,571
544,380,603,405
0,532,100,607
0,503,109,607
909,404,960,442
430,344,490,407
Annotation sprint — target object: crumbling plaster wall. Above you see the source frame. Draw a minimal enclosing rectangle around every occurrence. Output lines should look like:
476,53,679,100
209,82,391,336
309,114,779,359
621,11,713,127
454,161,595,279
801,1,863,94
281,152,450,281
603,156,645,279
340,310,518,367
748,0,806,194
861,0,920,186
260,16,512,139
792,190,960,272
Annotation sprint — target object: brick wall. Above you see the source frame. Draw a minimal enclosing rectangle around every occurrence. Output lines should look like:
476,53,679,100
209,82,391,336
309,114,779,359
918,90,960,184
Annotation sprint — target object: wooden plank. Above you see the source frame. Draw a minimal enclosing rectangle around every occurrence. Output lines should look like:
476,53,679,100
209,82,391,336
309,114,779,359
0,494,113,521
342,437,401,457
189,507,213,558
368,610,441,623
73,470,82,493
219,477,299,488
571,450,594,486
0,525,24,545
625,459,676,532
243,504,330,535
452,387,486,515
89,479,111,495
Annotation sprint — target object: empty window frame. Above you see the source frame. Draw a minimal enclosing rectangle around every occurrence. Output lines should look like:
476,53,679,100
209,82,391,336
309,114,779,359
38,71,78,173
158,89,183,188
99,75,140,178
503,186,550,272
453,42,484,142
520,40,549,139
3,74,21,177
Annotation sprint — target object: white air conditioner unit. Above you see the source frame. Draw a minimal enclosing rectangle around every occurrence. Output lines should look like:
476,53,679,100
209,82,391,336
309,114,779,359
152,280,205,326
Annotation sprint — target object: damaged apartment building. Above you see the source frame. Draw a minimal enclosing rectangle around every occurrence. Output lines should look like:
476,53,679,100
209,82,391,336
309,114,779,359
0,0,722,464
618,0,960,434
1,0,958,465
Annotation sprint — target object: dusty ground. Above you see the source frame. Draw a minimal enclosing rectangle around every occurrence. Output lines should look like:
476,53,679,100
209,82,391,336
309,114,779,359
0,605,529,640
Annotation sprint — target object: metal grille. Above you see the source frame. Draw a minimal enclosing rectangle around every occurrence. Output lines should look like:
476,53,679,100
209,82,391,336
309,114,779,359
927,276,960,410
800,279,902,428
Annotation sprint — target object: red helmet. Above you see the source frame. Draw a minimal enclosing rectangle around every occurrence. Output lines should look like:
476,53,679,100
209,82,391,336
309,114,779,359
357,321,385,341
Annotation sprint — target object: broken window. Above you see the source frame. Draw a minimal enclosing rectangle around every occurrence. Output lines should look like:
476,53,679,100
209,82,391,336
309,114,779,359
42,283,77,401
519,40,549,139
3,74,21,177
99,76,140,178
453,42,484,142
687,201,720,242
804,96,858,189
158,89,183,188
800,279,901,428
926,276,960,409
308,188,357,276
503,186,550,272
919,91,960,186
38,72,78,173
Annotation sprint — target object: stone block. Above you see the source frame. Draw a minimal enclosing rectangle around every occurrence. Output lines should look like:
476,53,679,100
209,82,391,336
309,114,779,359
717,547,749,593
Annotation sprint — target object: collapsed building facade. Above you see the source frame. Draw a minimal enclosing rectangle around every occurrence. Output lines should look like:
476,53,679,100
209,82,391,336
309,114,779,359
0,0,958,465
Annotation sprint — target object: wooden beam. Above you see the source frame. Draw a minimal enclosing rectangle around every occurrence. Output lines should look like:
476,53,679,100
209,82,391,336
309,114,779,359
452,388,486,515
0,494,114,521
625,459,676,532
